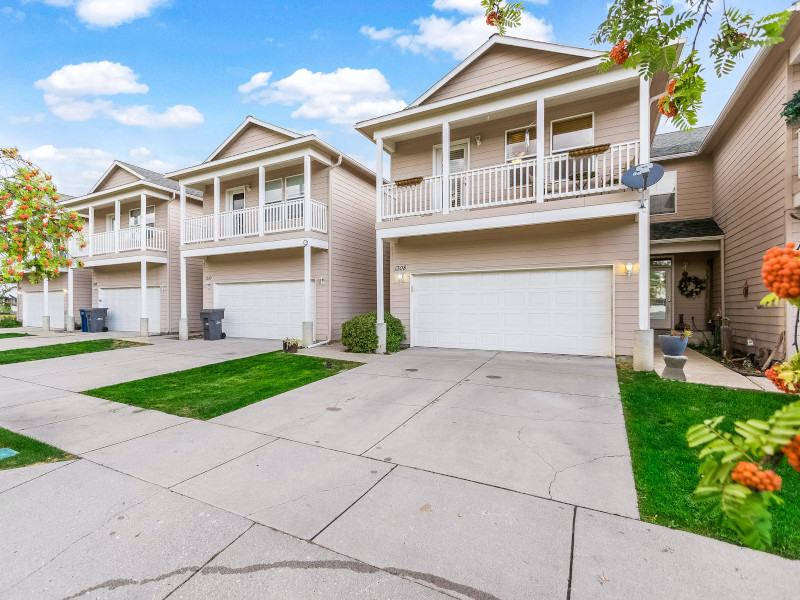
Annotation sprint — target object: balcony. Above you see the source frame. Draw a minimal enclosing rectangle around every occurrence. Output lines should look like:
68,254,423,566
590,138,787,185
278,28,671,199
183,199,328,244
380,140,639,220
69,225,167,258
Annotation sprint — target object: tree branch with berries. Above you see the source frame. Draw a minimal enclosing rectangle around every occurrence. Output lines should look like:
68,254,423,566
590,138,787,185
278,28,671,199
482,1,525,36
1,147,85,285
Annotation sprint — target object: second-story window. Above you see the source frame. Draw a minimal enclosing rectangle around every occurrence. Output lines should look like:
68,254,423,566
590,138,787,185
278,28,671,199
505,126,536,162
265,179,282,203
285,174,305,200
649,171,677,215
129,205,155,227
551,114,594,153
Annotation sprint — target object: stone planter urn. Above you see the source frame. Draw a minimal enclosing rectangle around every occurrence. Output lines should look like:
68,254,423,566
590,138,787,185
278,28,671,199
282,341,299,354
658,334,688,356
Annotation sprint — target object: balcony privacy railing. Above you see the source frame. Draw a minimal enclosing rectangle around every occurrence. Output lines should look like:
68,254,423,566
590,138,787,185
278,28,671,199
69,225,167,257
380,140,640,220
183,199,327,244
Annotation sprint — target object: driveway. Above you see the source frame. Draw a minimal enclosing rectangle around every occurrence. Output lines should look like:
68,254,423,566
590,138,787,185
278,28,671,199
0,345,797,599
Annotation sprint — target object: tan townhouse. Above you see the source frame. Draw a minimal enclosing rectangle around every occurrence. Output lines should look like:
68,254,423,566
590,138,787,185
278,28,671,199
169,117,377,345
33,162,206,335
356,35,674,367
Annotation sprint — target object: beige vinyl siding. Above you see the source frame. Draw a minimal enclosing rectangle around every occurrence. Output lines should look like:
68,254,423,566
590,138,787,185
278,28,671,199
423,45,587,105
215,124,296,160
202,249,330,339
389,217,639,355
711,56,788,352
18,269,92,329
651,156,713,223
93,263,168,333
166,197,204,332
391,88,639,182
94,167,139,192
93,198,169,234
329,164,378,339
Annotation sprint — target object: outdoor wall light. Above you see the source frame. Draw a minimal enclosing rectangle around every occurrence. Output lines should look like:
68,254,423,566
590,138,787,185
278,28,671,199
62,289,68,294
475,135,482,147
625,263,633,277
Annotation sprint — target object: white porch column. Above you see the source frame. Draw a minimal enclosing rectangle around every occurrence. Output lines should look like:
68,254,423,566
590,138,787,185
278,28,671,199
114,199,121,253
536,99,545,203
634,75,653,371
302,242,313,346
88,206,94,257
258,165,266,236
140,193,147,251
441,121,450,215
375,237,386,353
303,154,312,232
67,267,74,332
213,176,220,242
139,259,149,337
179,255,188,341
375,137,383,222
179,185,186,244
41,277,50,331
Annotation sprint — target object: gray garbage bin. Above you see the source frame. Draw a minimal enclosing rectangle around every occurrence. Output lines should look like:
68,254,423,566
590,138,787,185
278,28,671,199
200,309,226,341
84,308,109,333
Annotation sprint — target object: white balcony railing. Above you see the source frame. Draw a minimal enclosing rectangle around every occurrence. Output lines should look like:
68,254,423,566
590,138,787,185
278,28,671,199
69,225,167,257
380,140,640,220
183,199,327,244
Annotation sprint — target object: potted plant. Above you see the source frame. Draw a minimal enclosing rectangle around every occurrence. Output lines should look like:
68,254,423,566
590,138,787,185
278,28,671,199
659,329,691,356
282,338,300,354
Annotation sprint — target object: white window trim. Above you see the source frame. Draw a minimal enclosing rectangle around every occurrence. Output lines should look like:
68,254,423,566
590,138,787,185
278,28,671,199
504,125,537,163
431,138,471,175
649,170,678,216
284,173,305,201
549,112,595,154
129,204,155,227
264,177,283,203
225,186,246,211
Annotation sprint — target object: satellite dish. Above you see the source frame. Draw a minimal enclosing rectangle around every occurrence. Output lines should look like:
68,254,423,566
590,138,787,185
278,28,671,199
622,163,664,190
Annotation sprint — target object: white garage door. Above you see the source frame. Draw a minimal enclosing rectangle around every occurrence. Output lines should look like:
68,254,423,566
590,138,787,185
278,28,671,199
214,280,313,340
412,267,613,356
22,292,65,329
98,287,160,333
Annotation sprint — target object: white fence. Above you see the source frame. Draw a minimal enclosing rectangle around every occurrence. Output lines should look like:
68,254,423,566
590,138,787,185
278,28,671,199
70,226,167,257
543,141,639,200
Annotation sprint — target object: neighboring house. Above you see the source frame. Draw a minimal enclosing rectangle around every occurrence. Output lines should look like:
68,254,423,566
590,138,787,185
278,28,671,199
650,6,800,361
356,35,672,367
169,116,377,344
47,163,206,335
17,194,95,330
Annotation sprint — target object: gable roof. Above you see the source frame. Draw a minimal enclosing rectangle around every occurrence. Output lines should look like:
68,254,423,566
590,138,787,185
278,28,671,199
89,160,202,198
651,126,712,160
409,34,603,108
204,116,302,163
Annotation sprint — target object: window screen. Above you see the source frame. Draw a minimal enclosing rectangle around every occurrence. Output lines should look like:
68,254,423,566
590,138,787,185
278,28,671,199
551,115,593,152
506,127,535,162
649,171,677,215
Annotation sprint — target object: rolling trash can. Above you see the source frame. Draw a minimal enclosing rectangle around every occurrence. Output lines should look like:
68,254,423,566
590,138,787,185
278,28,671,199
79,309,88,332
85,308,109,333
200,309,226,341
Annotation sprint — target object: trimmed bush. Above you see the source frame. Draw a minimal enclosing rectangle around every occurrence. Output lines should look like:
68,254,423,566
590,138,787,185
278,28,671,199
0,317,22,328
341,312,405,353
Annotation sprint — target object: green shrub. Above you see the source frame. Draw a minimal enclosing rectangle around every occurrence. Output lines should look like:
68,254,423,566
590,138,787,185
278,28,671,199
0,317,21,328
341,312,405,353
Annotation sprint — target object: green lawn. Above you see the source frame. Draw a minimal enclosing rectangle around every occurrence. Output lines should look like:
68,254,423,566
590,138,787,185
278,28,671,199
0,333,30,339
0,339,145,365
84,351,363,420
618,369,800,559
0,426,75,471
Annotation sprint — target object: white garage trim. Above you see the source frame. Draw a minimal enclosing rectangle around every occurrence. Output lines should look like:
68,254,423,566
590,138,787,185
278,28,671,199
410,265,615,356
22,292,66,329
98,286,161,333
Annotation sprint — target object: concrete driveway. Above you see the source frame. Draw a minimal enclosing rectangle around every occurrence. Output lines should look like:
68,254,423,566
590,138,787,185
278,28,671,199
0,345,797,599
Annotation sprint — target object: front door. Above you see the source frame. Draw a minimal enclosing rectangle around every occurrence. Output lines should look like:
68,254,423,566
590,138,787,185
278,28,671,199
650,260,673,330
435,142,468,209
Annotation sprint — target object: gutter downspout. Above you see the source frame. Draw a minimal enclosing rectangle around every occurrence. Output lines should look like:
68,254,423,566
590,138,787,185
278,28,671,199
327,153,344,342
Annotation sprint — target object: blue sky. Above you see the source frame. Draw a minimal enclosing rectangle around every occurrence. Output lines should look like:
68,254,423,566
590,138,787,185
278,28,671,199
0,0,790,194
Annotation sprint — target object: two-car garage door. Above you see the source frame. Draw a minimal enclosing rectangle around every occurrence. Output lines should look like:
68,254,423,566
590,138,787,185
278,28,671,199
412,266,613,356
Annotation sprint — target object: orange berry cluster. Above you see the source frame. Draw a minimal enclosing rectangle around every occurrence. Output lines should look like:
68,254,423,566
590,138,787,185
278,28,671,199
782,436,800,472
485,10,499,26
731,461,782,492
762,243,800,299
610,40,629,65
766,365,795,394
667,79,677,95
658,95,677,118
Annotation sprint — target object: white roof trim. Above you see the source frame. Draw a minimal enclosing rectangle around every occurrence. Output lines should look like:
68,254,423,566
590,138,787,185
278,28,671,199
409,35,603,108
204,116,302,163
63,180,200,207
88,161,143,195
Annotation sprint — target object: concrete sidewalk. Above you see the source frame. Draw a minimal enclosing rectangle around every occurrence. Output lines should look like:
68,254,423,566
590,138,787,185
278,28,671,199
653,347,772,391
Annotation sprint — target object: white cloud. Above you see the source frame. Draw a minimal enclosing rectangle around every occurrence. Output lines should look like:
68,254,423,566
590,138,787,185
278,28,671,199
35,61,148,96
7,113,45,125
26,0,167,27
35,61,203,128
239,67,406,125
360,25,401,41
128,147,176,171
1,6,25,20
24,144,114,194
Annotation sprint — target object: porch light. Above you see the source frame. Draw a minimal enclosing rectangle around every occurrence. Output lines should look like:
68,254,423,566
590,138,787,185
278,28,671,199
62,289,68,294
625,263,633,277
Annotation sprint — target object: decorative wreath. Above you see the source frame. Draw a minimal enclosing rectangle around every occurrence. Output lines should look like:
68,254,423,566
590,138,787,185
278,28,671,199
678,271,707,298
